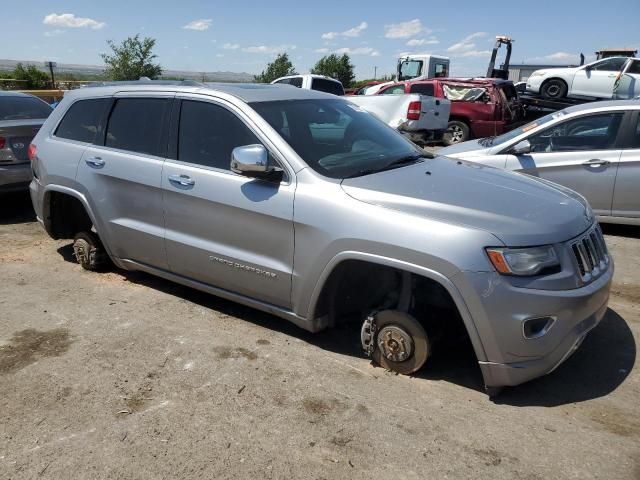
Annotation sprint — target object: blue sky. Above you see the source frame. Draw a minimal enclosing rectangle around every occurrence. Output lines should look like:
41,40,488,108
2,0,639,79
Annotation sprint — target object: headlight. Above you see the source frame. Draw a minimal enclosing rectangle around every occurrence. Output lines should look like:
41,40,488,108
486,246,559,276
529,71,547,78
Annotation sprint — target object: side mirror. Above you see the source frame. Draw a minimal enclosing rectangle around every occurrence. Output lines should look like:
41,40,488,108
510,139,531,155
231,144,283,181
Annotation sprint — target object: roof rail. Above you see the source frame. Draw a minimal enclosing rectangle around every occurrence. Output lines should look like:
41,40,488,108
83,79,205,88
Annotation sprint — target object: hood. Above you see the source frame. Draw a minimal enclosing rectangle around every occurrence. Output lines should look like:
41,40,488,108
533,66,579,77
341,157,593,246
439,139,489,157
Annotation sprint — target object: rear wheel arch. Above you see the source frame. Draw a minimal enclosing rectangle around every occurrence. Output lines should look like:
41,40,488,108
43,187,97,240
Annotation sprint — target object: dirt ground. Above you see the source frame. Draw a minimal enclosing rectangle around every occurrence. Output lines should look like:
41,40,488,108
1,190,639,480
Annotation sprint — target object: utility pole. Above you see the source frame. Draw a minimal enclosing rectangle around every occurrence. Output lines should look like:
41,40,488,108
44,61,57,88
373,66,378,80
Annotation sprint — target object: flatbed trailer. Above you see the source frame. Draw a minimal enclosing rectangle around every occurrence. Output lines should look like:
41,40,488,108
518,92,604,121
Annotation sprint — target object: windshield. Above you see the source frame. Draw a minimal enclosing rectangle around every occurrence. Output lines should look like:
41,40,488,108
0,96,53,120
250,99,424,179
487,111,560,146
398,60,423,81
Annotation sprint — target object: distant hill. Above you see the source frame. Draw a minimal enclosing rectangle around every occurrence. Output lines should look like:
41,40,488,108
0,59,255,83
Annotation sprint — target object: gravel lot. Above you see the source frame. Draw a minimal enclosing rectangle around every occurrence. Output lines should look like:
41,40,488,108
1,190,638,479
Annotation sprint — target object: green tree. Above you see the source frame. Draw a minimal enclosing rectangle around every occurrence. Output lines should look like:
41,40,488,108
101,35,162,80
254,53,296,83
311,54,355,88
12,63,50,89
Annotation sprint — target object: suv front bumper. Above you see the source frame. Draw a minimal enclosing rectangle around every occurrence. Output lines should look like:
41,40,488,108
453,262,613,388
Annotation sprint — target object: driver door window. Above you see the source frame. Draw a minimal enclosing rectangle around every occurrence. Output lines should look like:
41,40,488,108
178,100,261,170
528,113,623,153
591,58,627,72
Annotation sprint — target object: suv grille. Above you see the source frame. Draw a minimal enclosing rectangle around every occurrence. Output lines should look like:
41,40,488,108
570,225,609,282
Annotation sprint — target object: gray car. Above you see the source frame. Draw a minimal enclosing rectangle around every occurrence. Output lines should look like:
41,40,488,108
0,91,52,192
440,100,640,225
29,82,613,394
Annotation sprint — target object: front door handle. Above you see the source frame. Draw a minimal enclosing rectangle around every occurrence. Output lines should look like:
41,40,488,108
168,174,195,187
582,159,610,167
85,156,105,167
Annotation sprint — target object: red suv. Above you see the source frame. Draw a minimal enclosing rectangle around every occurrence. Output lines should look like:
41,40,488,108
376,78,524,145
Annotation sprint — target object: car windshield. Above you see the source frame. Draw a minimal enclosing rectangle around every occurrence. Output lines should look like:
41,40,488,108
0,96,53,121
250,99,425,179
484,111,560,146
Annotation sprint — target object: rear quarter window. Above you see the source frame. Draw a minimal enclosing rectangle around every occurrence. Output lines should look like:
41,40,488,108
55,98,110,144
275,77,303,88
311,78,345,96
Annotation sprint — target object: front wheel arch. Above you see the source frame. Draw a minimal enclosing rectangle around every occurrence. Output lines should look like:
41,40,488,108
306,252,489,364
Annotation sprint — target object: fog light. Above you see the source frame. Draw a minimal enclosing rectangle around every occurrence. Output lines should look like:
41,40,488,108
523,316,556,339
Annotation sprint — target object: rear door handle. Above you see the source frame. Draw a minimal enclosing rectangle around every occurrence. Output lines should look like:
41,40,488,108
85,156,105,167
582,159,610,167
168,174,195,187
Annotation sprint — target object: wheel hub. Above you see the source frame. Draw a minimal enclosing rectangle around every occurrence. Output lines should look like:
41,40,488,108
377,325,413,362
73,240,89,264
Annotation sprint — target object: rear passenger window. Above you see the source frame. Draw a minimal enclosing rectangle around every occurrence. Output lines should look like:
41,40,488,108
409,83,435,96
105,98,169,156
55,98,109,144
178,100,261,170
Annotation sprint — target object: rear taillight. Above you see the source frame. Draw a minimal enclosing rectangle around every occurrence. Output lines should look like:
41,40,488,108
28,144,37,162
407,101,421,120
0,137,5,149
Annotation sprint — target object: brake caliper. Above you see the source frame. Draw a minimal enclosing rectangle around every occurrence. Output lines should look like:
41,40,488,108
360,313,377,358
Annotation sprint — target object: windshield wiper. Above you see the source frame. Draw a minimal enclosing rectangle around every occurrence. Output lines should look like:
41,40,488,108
344,153,427,179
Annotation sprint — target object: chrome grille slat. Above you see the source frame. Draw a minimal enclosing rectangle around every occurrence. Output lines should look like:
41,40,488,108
578,242,593,271
589,233,602,264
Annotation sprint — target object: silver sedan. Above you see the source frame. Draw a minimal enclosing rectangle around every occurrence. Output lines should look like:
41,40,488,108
440,100,640,225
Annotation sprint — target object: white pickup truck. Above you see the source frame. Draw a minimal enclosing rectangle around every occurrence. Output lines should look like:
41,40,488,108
271,74,451,144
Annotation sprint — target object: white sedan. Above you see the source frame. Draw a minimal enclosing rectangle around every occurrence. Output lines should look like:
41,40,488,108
526,57,640,100
439,100,640,225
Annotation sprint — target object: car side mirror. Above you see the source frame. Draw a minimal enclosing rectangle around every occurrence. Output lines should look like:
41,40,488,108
231,144,283,182
510,139,531,155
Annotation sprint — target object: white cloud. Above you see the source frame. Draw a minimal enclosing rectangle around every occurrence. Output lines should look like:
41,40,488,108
315,48,330,54
458,50,491,57
447,32,487,53
384,19,428,39
545,52,575,61
322,21,368,40
216,54,224,58
406,37,439,47
524,52,587,64
222,43,240,50
335,47,380,57
183,19,212,31
242,44,296,54
44,29,65,37
43,13,105,30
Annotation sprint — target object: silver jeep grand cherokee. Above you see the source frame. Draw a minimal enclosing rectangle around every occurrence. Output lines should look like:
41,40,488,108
29,82,613,394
